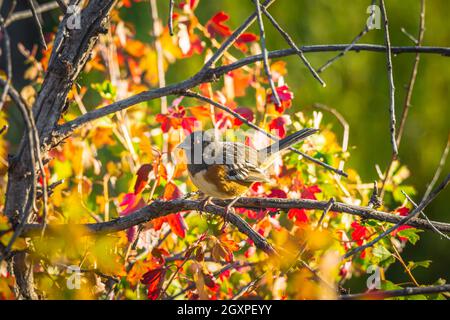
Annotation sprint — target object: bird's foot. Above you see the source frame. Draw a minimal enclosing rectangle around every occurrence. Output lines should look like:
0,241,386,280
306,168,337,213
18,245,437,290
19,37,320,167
220,204,235,232
198,196,213,212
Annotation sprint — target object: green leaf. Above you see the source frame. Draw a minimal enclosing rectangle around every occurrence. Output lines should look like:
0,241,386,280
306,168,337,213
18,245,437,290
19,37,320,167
397,228,422,244
91,81,117,100
381,280,402,291
373,245,392,262
407,260,432,271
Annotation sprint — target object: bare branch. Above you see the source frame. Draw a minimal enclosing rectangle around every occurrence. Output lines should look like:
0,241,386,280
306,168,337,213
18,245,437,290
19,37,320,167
260,4,325,86
253,0,281,105
182,90,348,177
422,135,449,201
379,0,427,200
21,196,450,239
5,1,61,26
317,0,377,73
340,284,450,300
23,198,278,256
201,0,276,71
26,0,47,50
51,44,450,145
168,0,174,36
402,191,450,241
396,0,426,145
344,174,450,259
0,15,12,111
380,0,398,158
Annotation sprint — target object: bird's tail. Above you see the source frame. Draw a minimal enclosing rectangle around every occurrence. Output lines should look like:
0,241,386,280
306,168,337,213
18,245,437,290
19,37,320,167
258,128,318,163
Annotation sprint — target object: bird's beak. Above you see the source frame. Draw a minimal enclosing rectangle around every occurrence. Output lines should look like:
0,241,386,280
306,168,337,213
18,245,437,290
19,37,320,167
176,139,190,150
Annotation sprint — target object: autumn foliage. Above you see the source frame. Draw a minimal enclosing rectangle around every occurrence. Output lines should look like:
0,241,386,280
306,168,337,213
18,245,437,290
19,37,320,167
0,0,446,300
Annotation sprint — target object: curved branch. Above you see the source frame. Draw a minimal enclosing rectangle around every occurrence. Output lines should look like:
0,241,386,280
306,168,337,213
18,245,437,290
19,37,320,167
21,197,450,240
22,199,277,256
52,44,450,145
340,284,450,300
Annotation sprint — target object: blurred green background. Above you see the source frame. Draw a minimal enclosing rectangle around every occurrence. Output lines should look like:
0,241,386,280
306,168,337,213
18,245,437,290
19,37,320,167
4,0,449,292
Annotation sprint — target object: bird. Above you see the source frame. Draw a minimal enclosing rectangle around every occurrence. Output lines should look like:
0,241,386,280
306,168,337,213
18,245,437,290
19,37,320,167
177,128,318,222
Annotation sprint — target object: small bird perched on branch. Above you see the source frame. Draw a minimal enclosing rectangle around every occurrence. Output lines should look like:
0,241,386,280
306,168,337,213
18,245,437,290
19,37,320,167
177,128,318,221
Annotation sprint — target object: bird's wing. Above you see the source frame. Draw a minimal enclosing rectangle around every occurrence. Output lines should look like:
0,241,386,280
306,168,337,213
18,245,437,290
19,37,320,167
219,142,269,183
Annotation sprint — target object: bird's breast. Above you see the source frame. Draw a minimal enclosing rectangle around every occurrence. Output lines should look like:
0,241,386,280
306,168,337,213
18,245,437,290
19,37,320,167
189,164,252,199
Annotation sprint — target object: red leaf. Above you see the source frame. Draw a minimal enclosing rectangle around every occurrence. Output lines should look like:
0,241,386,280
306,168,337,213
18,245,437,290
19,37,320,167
395,206,410,217
141,268,166,300
166,213,187,238
163,182,183,200
301,185,322,200
151,183,187,238
268,116,289,138
204,273,220,292
287,208,309,226
392,225,413,241
119,193,137,212
233,107,254,126
120,193,146,242
268,189,287,198
156,106,197,133
267,85,294,113
134,164,153,194
351,221,369,245
235,33,258,52
206,12,232,38
237,33,258,43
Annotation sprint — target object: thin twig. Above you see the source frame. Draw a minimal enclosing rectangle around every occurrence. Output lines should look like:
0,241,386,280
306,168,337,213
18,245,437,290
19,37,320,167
380,0,398,158
379,0,426,200
317,197,335,228
55,0,68,14
317,0,377,73
52,44,450,147
0,81,38,262
26,0,47,50
312,103,349,177
252,0,280,106
260,5,325,86
201,0,276,71
232,273,265,300
167,261,254,300
396,0,426,145
340,284,450,300
0,15,12,111
402,191,450,241
5,1,60,26
183,90,347,177
344,174,450,259
168,0,174,36
422,135,449,201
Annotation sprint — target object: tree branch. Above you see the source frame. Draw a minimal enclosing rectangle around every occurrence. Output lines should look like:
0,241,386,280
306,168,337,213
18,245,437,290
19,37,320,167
380,0,398,158
21,197,450,239
50,44,450,147
4,1,62,26
344,174,450,259
340,284,450,300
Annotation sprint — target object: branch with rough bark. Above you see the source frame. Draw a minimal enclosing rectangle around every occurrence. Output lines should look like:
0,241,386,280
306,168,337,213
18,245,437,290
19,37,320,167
2,0,450,300
21,196,450,238
340,284,450,300
51,44,450,146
